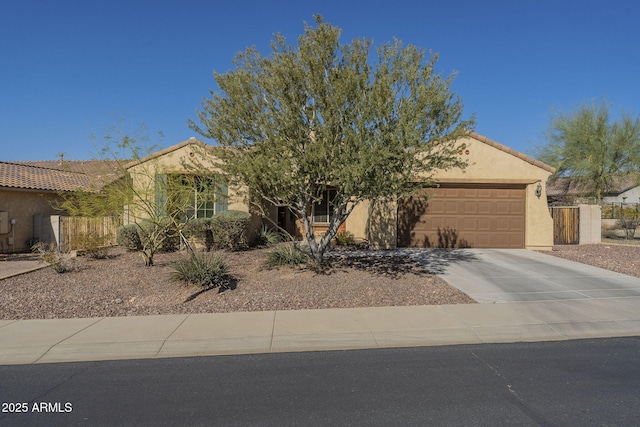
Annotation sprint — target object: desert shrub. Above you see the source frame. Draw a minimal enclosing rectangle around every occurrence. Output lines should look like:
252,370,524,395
135,219,180,253
116,224,142,250
183,218,214,251
617,216,640,240
263,244,309,269
334,230,356,246
160,225,181,253
70,231,112,259
601,223,620,239
171,252,230,288
254,225,282,247
182,217,207,239
602,205,640,219
210,210,252,251
31,242,74,273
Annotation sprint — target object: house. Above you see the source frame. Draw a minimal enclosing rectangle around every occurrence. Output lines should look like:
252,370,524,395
128,132,555,250
0,159,122,252
546,174,640,205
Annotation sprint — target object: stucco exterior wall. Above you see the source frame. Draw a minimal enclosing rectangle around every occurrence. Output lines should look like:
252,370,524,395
0,189,63,252
578,204,602,244
345,201,369,240
366,198,398,249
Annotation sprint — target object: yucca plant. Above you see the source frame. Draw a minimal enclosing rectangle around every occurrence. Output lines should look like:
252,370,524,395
263,244,309,269
171,252,230,288
255,225,283,247
334,230,356,246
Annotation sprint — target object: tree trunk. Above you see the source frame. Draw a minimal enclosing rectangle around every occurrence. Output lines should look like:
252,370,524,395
302,213,347,265
141,250,154,266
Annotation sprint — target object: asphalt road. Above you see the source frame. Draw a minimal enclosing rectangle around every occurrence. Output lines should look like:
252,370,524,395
2,337,640,426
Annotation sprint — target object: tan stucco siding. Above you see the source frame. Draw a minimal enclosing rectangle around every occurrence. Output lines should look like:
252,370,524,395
366,198,398,249
0,189,62,252
345,201,369,240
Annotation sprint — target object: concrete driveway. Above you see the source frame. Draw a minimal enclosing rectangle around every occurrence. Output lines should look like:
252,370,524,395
408,248,640,303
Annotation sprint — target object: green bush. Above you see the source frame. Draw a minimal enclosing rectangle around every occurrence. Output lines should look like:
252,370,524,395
254,225,282,247
183,218,215,251
116,224,142,250
171,252,230,288
210,210,252,251
263,244,309,269
334,230,356,246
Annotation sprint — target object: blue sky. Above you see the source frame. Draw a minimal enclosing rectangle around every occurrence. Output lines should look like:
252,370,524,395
1,0,638,161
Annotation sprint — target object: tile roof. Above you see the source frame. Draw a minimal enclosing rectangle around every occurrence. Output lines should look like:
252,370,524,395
546,174,640,197
14,159,123,179
0,160,124,192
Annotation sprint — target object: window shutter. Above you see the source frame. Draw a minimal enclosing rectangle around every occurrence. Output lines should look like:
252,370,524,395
154,174,168,216
215,183,228,214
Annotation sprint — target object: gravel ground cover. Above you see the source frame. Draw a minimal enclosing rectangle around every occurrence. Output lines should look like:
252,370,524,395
0,246,474,320
4,242,639,321
545,243,640,278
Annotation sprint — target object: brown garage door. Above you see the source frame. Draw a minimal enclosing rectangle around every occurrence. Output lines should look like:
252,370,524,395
397,184,525,248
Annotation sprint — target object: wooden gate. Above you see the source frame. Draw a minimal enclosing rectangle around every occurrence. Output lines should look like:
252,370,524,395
59,216,120,251
549,207,579,244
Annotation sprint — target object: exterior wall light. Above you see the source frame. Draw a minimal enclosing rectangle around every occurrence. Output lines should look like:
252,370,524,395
535,182,542,198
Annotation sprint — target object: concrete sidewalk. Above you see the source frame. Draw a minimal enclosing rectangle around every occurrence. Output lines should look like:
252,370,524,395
0,258,45,280
2,298,640,365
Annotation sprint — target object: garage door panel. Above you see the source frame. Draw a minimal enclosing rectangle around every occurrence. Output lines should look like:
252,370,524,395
398,185,525,248
474,234,492,247
510,202,524,215
428,199,445,214
443,201,458,214
477,201,492,214
496,201,511,215
495,217,513,231
463,218,477,229
477,218,491,231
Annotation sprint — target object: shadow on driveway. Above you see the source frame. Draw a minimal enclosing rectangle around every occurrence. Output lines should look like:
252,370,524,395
401,248,479,275
328,248,478,276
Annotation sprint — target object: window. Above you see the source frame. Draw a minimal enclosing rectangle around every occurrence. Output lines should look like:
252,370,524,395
312,188,336,223
187,177,227,219
156,174,227,220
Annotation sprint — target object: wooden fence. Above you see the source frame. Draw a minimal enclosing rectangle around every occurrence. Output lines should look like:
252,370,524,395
549,207,579,244
59,216,121,251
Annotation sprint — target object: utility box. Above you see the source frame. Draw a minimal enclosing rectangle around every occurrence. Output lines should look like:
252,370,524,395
0,211,8,234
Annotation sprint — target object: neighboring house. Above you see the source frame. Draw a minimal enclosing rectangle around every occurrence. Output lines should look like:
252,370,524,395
546,174,640,205
129,132,555,250
0,159,122,252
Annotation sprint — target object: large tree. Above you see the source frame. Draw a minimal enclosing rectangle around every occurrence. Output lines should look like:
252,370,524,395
536,99,640,201
190,16,473,264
